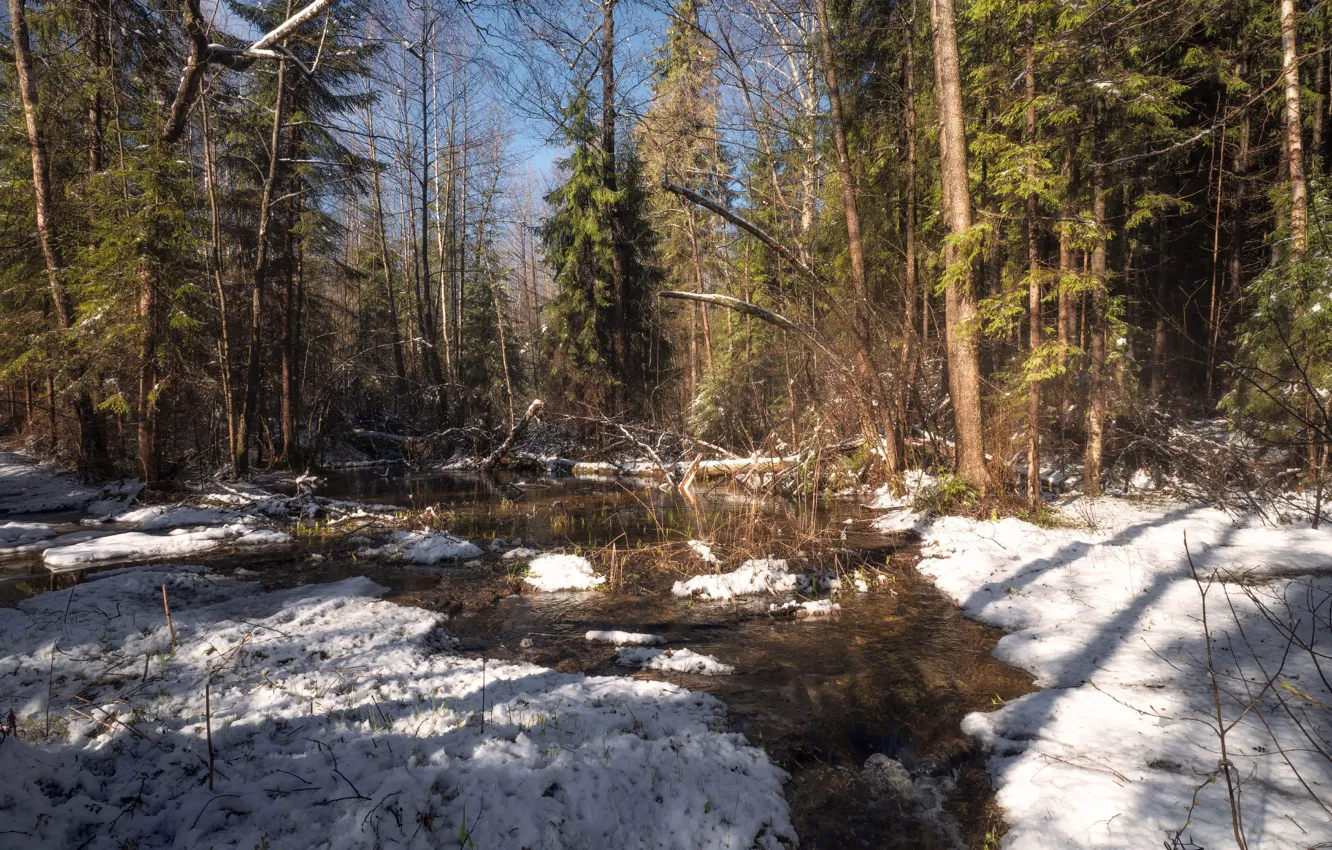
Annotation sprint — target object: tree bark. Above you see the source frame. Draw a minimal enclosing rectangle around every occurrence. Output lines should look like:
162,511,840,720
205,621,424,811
1280,0,1307,257
1025,24,1041,504
10,0,107,478
902,7,920,404
137,262,158,483
1084,107,1108,495
930,0,988,488
201,95,237,469
603,0,628,405
235,43,289,475
815,0,899,475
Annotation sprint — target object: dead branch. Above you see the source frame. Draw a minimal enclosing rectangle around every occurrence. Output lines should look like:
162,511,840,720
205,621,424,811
656,291,849,372
161,0,338,144
484,399,544,471
661,181,823,287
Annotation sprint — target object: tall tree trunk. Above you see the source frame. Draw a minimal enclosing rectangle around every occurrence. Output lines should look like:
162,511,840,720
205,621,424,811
365,98,407,383
201,95,237,469
9,0,107,478
902,7,920,408
417,35,446,423
1228,87,1251,303
815,0,900,475
1025,23,1041,505
930,0,988,488
1085,106,1108,495
603,0,628,408
281,193,299,467
1150,225,1168,399
1281,0,1307,257
235,44,289,475
137,262,157,483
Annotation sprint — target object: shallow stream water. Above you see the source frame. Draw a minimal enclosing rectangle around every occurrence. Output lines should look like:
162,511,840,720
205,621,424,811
3,466,1032,848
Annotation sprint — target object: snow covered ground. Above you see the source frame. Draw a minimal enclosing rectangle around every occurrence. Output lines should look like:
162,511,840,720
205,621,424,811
524,553,606,591
356,529,483,564
0,452,139,516
913,497,1332,849
0,567,793,849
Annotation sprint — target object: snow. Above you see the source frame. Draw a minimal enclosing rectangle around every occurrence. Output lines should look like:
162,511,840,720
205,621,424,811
112,504,245,531
617,647,735,676
913,497,1332,850
0,569,792,849
672,558,799,600
870,509,929,534
1,528,118,557
769,599,841,618
585,630,666,646
43,523,292,570
501,546,541,560
357,529,482,564
0,520,55,546
0,452,139,515
524,554,605,591
867,470,939,510
687,540,719,563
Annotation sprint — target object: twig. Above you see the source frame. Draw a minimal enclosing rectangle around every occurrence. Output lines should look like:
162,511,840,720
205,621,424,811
161,585,177,649
206,679,215,791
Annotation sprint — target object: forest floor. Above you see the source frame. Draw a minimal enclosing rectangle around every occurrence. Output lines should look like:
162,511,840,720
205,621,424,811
895,495,1332,850
2,450,1330,849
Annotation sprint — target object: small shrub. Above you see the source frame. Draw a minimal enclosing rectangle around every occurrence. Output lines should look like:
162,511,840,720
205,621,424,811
912,474,979,515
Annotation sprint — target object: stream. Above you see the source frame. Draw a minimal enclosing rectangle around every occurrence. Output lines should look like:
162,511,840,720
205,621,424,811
3,466,1032,848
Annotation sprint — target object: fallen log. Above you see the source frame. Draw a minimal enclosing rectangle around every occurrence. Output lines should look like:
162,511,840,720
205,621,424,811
484,399,544,472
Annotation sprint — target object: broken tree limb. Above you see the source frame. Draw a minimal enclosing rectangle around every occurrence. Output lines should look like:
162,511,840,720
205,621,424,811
161,0,338,144
484,399,544,471
657,291,850,373
662,181,823,287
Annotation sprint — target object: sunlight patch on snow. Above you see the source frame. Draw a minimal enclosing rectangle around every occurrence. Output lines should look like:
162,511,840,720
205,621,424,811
525,554,605,591
0,569,792,849
617,647,735,676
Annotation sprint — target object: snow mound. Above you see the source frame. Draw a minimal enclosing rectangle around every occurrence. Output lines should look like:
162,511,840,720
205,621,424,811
525,554,605,591
43,523,292,570
585,630,666,646
113,504,246,531
672,558,798,600
501,546,541,560
617,647,735,676
0,570,792,849
870,509,929,534
2,529,117,558
0,521,55,547
917,497,1332,850
867,470,938,509
357,529,482,564
687,539,719,563
769,599,841,618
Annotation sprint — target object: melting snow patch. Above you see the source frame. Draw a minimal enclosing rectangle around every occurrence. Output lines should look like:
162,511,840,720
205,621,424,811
0,521,55,547
870,509,929,534
501,546,541,560
687,539,719,563
357,529,482,564
672,558,798,600
617,647,735,676
585,630,666,646
769,599,841,618
525,553,605,591
916,497,1332,850
43,524,292,570
0,570,792,849
113,504,246,531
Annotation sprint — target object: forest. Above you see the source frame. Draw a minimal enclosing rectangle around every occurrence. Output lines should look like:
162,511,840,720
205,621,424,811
0,0,1325,514
1,1,1331,849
